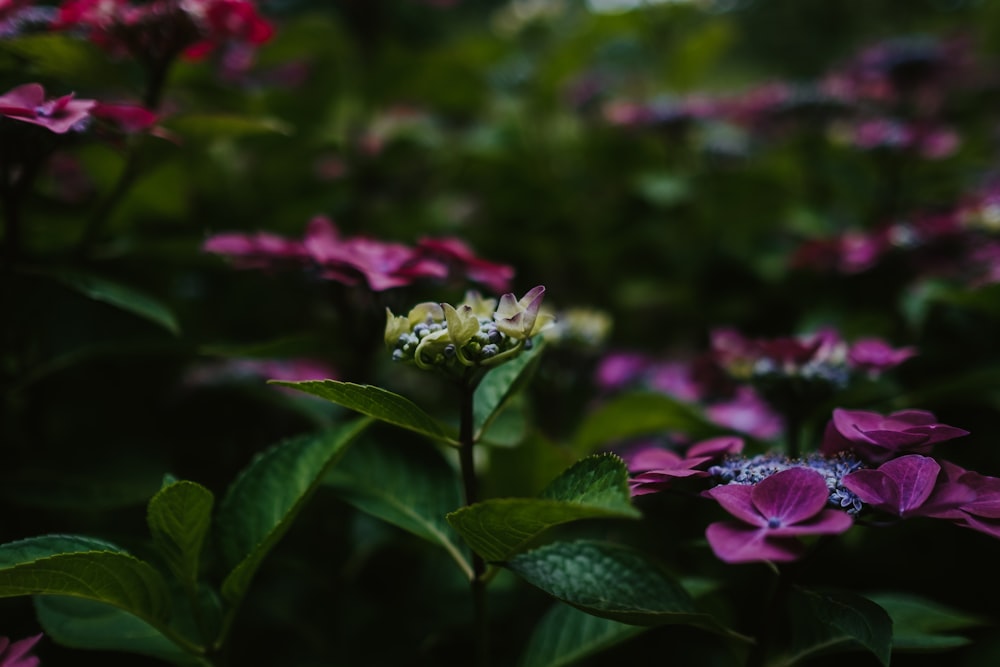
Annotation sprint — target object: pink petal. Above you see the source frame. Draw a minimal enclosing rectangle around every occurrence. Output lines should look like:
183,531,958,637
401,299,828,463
750,467,830,525
706,484,765,527
706,522,804,563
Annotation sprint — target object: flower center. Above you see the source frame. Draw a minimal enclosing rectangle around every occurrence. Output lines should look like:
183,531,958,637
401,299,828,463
767,517,782,529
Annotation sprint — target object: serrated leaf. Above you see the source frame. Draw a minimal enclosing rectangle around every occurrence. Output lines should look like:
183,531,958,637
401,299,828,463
520,602,645,667
769,587,892,667
540,454,638,509
216,418,371,603
270,381,458,445
325,437,471,577
0,549,172,625
40,268,180,335
505,540,707,627
474,341,543,440
573,392,719,454
165,113,293,138
147,481,214,587
35,597,209,667
447,455,640,562
867,592,987,652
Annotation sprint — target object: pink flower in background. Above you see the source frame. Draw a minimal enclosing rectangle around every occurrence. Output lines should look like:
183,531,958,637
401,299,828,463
184,358,337,397
0,83,95,134
304,216,448,291
705,467,853,563
0,633,42,667
847,338,916,374
202,231,308,270
204,217,514,293
417,237,514,294
706,387,784,440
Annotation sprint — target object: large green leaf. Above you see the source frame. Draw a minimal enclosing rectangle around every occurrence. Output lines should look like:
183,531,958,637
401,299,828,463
474,341,544,440
867,592,987,652
505,540,708,627
35,597,209,667
447,455,640,562
520,602,645,667
324,437,471,578
573,392,719,454
269,381,458,445
147,481,214,587
769,587,892,667
41,268,181,335
216,418,371,603
0,536,172,627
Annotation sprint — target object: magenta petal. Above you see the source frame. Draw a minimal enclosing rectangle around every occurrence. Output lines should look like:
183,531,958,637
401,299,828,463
842,469,900,508
687,436,744,458
833,408,884,442
706,522,804,563
886,409,939,426
623,445,682,472
706,484,764,526
750,467,830,525
855,428,929,447
879,455,941,514
905,424,970,445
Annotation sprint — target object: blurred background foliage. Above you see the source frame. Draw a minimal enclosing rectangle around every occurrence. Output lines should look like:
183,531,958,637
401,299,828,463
6,0,1000,664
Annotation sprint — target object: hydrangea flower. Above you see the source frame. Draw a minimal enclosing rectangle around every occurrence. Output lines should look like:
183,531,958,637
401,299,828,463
0,83,95,134
386,287,552,375
705,467,854,563
0,633,42,667
844,456,1000,539
625,436,744,496
820,408,969,464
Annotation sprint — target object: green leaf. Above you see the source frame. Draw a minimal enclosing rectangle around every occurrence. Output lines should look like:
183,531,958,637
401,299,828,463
216,418,371,603
147,481,214,587
505,540,707,627
164,113,294,139
447,455,640,562
867,592,987,652
325,437,471,578
770,587,892,667
0,34,113,85
40,268,180,335
474,341,544,440
0,543,172,626
270,381,458,445
573,392,719,454
35,597,209,667
520,602,645,667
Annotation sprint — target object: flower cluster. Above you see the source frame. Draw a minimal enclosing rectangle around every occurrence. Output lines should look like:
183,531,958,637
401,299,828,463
710,326,916,387
204,216,514,293
50,0,273,67
385,286,553,375
627,402,997,564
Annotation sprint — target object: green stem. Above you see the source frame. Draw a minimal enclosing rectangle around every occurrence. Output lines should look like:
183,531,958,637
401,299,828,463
457,379,490,667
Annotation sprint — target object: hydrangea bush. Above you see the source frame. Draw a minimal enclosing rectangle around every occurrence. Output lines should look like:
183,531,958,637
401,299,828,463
5,1,1000,666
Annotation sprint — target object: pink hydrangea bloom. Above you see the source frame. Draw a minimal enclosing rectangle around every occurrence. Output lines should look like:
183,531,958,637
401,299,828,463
705,467,853,563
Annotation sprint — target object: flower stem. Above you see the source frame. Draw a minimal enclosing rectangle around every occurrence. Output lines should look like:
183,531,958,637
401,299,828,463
457,379,489,667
